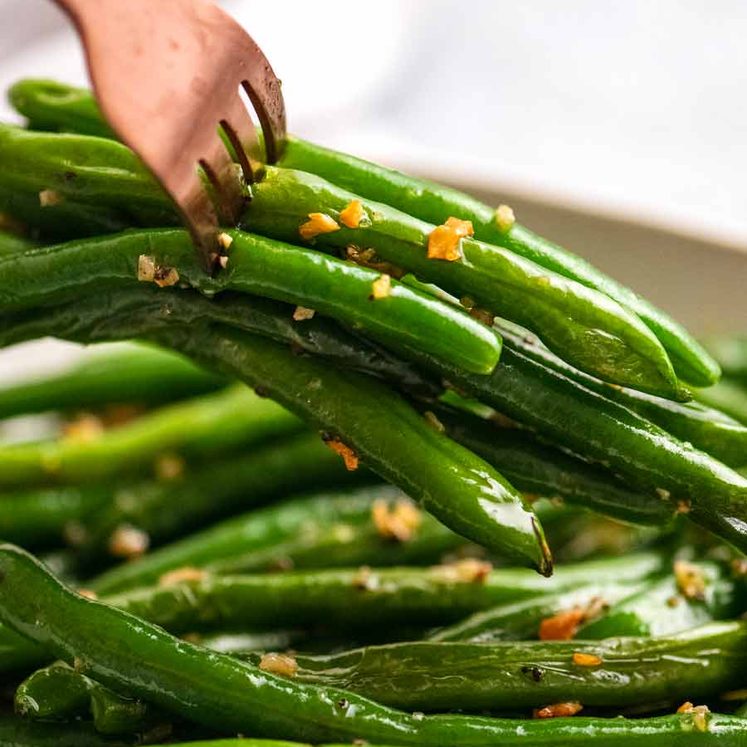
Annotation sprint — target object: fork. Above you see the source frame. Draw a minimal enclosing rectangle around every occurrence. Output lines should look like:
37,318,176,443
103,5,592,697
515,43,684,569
53,0,286,270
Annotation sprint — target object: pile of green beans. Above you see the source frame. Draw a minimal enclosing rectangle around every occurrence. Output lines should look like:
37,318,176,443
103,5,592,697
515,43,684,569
1,76,747,744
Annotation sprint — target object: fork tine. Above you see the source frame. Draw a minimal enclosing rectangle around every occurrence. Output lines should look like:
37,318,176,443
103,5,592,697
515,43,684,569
218,93,260,184
199,133,247,226
241,77,285,164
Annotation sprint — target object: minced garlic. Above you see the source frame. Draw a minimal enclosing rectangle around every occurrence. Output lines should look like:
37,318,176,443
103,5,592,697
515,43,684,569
259,652,298,678
299,212,340,240
155,453,185,481
539,609,586,641
572,652,602,667
62,414,104,443
436,558,493,584
323,437,359,471
293,306,316,321
372,499,422,542
339,200,366,229
370,273,391,300
427,217,470,262
674,560,706,600
533,702,583,719
159,567,207,587
494,204,515,232
217,232,233,249
108,524,149,559
39,189,63,207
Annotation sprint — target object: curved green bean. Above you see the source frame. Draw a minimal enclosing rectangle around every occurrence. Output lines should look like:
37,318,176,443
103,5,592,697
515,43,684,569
244,166,680,397
1,544,728,747
275,135,719,388
90,487,462,595
0,225,501,376
0,714,132,747
0,384,302,488
274,622,747,711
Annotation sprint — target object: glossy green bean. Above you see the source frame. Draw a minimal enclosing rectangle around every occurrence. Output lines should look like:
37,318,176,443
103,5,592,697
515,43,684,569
0,228,33,254
103,553,663,633
498,324,747,467
433,404,674,525
0,485,110,548
2,544,727,747
275,135,719,388
0,225,501,375
8,78,715,388
429,581,645,642
421,334,747,552
275,622,747,711
77,433,359,562
90,487,462,595
0,342,226,420
244,166,681,397
0,384,302,488
704,336,747,384
0,286,438,399
697,380,747,428
16,660,91,720
578,562,742,638
0,289,548,569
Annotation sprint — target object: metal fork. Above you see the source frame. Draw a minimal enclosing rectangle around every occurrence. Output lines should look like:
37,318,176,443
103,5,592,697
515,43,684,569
53,0,286,270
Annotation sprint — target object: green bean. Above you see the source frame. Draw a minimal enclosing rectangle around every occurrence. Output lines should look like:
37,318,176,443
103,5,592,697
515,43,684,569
0,713,133,747
497,323,747,467
1,544,727,747
0,290,548,569
8,79,116,138
16,660,92,719
697,380,747,428
90,487,462,595
0,183,132,241
0,286,438,399
77,433,360,562
0,343,226,420
0,122,683,395
0,226,501,376
429,581,646,642
268,622,747,711
8,78,714,388
275,135,719,388
0,384,302,488
103,553,663,633
0,485,110,548
244,166,680,397
432,404,674,525
420,334,747,552
0,228,33,254
578,561,742,638
704,336,747,385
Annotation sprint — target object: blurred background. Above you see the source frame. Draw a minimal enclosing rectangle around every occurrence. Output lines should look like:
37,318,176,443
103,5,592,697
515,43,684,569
0,0,745,381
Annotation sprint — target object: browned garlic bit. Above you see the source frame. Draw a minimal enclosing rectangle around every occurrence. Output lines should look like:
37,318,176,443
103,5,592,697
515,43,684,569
38,189,64,207
155,452,186,481
217,232,233,249
159,567,207,587
339,199,366,229
371,498,422,542
258,652,298,678
292,306,316,321
423,410,445,433
137,254,180,287
436,558,493,584
494,203,515,232
572,652,602,667
533,702,583,719
351,565,375,590
62,414,104,443
539,609,586,641
108,524,150,559
323,437,359,471
299,212,340,240
674,560,707,600
677,702,710,733
427,216,473,262
370,273,391,300
77,588,98,600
